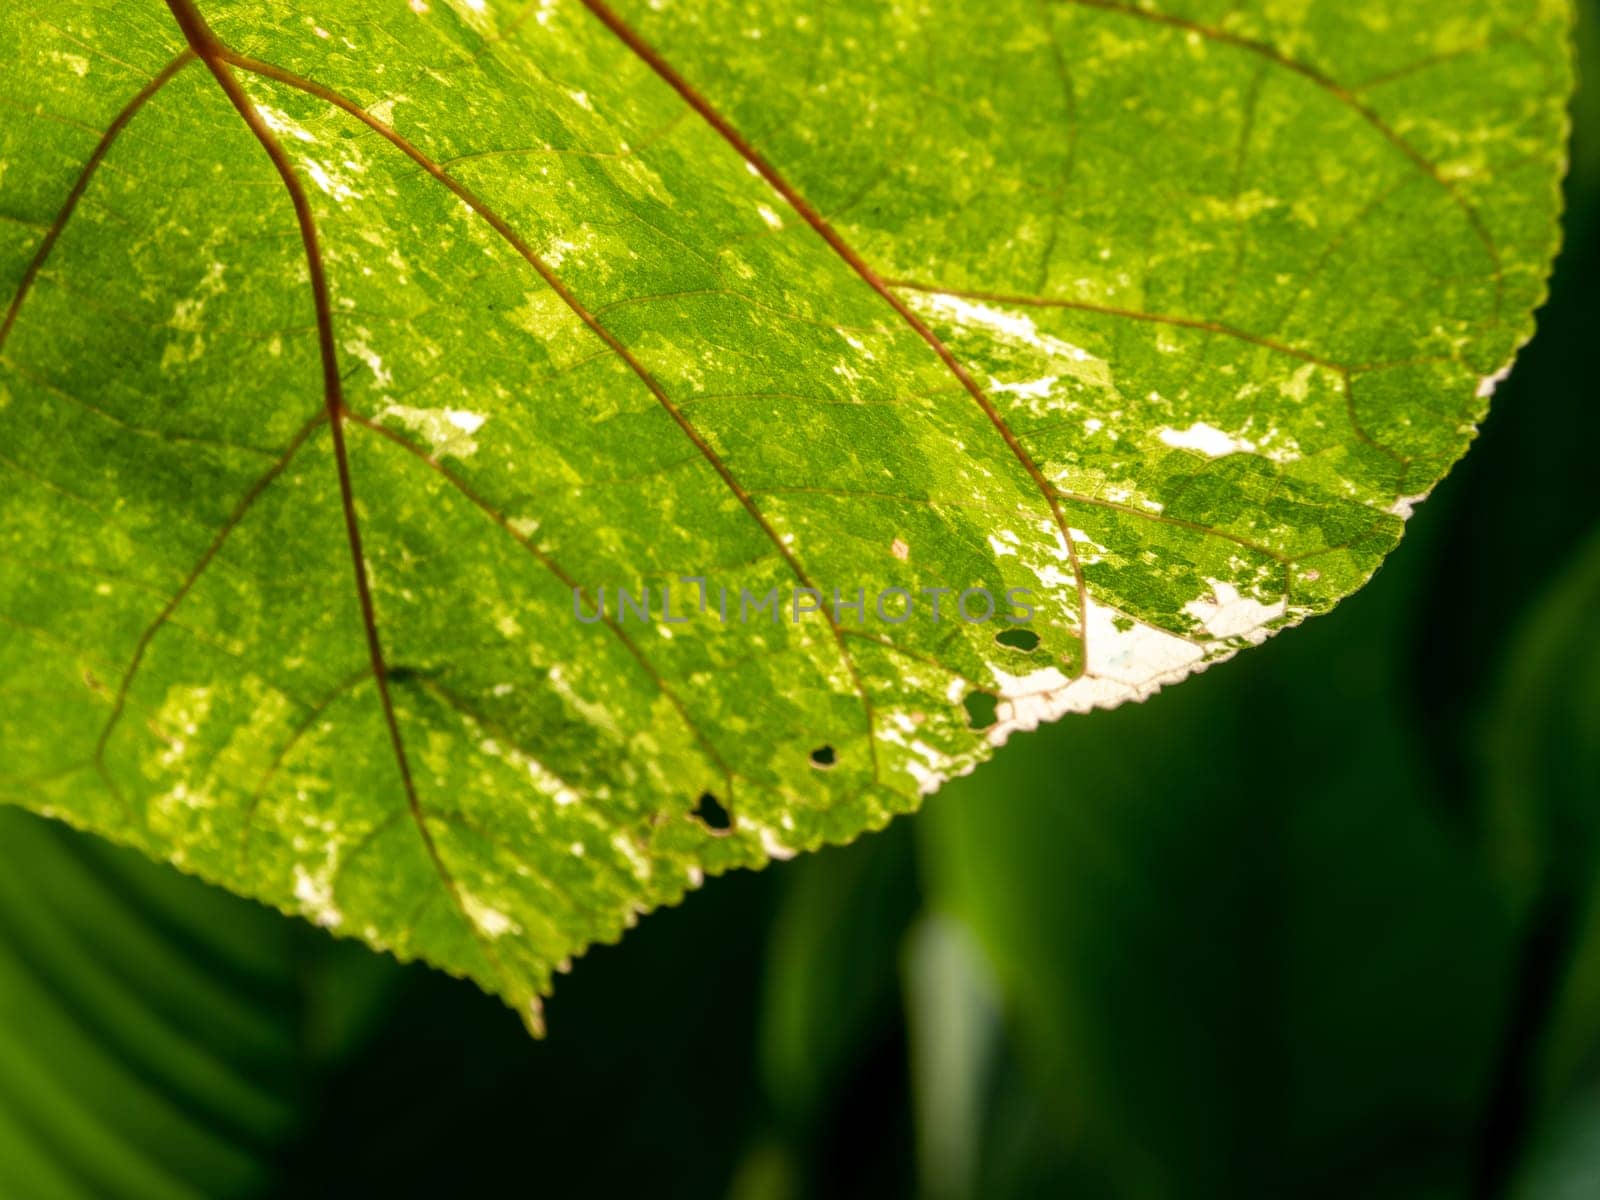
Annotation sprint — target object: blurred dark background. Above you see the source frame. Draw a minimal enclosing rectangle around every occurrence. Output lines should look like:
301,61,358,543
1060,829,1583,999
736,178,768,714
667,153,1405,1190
2,5,1598,1198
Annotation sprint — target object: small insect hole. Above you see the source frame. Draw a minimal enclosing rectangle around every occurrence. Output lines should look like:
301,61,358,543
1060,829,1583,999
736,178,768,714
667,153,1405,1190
693,791,732,833
962,691,1000,730
995,628,1040,652
810,745,836,769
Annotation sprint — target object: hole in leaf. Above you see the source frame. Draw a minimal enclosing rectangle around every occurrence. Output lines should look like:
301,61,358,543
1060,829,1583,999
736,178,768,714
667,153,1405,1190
810,745,836,769
963,691,999,730
693,791,732,833
995,628,1040,652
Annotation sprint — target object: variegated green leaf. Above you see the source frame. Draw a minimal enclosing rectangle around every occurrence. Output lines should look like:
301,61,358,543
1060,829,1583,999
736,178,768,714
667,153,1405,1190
0,0,1572,1026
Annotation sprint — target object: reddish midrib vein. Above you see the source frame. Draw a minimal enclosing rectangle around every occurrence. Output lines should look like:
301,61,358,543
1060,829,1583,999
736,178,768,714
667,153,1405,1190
574,0,1093,669
225,49,883,778
162,0,501,979
0,50,196,352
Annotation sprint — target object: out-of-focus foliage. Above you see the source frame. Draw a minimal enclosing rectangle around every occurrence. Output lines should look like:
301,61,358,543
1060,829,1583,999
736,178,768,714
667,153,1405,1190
1487,529,1600,1104
0,808,391,1198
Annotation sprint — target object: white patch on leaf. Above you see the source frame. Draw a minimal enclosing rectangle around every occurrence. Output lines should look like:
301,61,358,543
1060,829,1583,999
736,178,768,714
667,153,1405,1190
611,833,652,879
1477,365,1513,399
1157,421,1299,463
1183,580,1285,641
380,403,489,458
906,292,1114,399
461,891,520,938
1388,491,1431,520
879,711,972,796
989,374,1058,401
757,826,796,861
890,582,1295,794
1157,422,1248,457
985,589,1286,741
293,862,343,929
476,734,580,806
255,105,316,144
